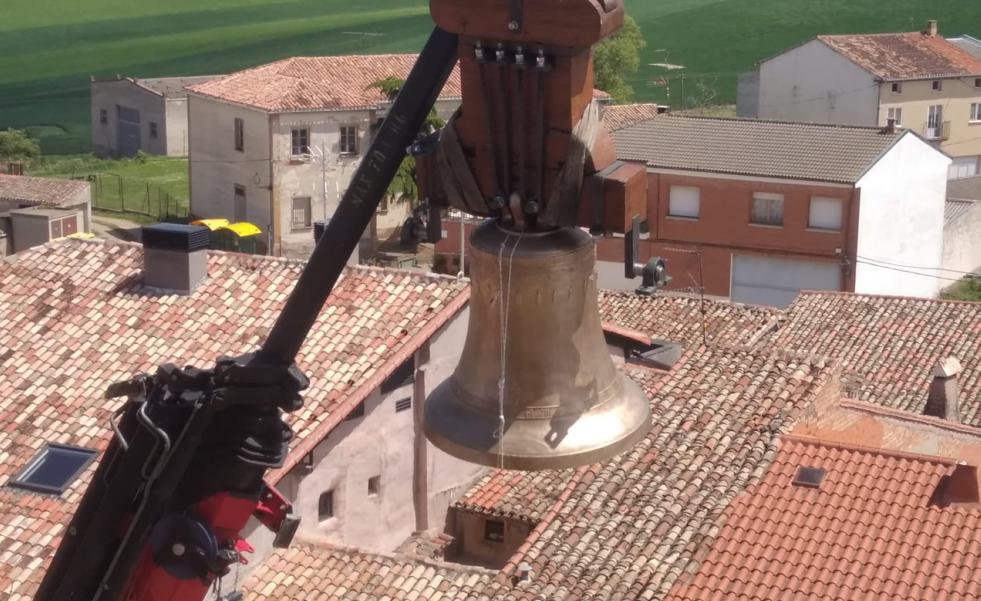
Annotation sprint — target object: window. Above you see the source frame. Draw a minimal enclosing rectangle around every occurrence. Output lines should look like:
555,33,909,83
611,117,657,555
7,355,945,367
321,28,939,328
928,104,945,139
484,519,505,543
886,107,903,126
809,197,843,231
667,185,700,219
318,490,334,520
971,103,981,123
975,78,981,89
368,476,381,496
291,196,312,230
234,118,244,152
932,80,943,91
291,128,310,157
99,109,108,125
10,444,97,495
234,185,247,222
345,401,365,421
792,466,826,489
381,358,414,393
395,398,412,413
750,193,784,226
149,122,158,139
340,126,359,156
890,82,902,94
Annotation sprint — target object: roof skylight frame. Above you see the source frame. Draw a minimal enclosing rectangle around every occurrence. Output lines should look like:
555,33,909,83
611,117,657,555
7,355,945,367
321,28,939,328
9,443,98,495
792,465,827,489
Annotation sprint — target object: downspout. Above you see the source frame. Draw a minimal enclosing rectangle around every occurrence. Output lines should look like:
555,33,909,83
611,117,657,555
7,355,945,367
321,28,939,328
412,344,431,532
269,113,279,256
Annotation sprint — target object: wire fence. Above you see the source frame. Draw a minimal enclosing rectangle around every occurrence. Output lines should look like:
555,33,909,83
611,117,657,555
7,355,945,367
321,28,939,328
86,173,189,221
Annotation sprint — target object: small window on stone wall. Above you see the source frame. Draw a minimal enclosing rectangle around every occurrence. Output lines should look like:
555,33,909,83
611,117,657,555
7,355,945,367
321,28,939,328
484,519,505,543
318,490,334,520
368,475,381,496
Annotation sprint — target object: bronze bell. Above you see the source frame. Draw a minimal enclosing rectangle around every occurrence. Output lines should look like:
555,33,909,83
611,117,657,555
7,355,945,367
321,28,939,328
424,222,652,471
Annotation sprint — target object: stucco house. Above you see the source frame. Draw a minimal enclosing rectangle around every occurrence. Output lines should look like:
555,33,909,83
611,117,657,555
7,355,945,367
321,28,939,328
597,115,951,308
0,236,484,598
944,175,981,281
738,21,981,179
185,55,463,259
90,75,220,157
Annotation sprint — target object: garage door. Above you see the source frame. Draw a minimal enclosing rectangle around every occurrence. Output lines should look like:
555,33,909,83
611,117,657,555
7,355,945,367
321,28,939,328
949,156,979,180
731,255,841,308
116,105,141,158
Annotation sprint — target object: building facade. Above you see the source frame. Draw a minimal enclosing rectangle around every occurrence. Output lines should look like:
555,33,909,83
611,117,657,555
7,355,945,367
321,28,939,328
186,55,462,259
602,115,950,308
90,75,219,157
741,22,981,179
0,174,92,254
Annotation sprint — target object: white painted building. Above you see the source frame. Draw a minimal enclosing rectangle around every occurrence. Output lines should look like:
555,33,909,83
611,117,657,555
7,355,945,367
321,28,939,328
740,21,981,179
186,55,462,259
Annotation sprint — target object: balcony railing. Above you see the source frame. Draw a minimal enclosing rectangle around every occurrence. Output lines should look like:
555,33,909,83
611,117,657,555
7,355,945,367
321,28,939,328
923,120,951,141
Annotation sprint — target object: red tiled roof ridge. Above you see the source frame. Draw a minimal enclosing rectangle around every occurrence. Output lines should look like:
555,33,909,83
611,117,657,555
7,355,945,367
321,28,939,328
782,433,961,466
839,399,981,437
795,289,981,307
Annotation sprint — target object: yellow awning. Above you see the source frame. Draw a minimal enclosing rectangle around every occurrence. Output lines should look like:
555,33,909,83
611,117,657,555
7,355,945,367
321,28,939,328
221,222,262,238
67,232,97,240
191,218,231,231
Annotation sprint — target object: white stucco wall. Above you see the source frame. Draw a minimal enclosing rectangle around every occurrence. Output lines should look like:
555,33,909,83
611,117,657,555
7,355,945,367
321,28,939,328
854,133,950,298
942,202,981,280
188,95,272,251
758,39,879,125
164,97,191,157
90,80,168,157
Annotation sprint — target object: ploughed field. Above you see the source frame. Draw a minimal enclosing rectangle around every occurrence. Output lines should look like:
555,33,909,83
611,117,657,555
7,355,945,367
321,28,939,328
2,0,978,151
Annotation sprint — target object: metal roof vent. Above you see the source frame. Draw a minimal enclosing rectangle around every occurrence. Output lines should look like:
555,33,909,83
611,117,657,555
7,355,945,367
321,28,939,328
141,223,210,294
792,466,826,489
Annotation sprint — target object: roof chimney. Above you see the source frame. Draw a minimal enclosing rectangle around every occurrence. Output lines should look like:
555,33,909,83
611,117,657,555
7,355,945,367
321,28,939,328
934,463,979,507
924,19,938,37
141,223,210,294
923,357,961,421
883,118,898,134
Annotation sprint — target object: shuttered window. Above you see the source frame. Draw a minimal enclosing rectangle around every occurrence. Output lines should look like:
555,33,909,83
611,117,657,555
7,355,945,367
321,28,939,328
340,126,359,156
668,186,700,219
291,128,310,156
809,197,842,231
750,193,784,226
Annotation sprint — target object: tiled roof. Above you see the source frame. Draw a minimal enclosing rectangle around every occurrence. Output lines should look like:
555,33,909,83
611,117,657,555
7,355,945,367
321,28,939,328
771,292,981,426
243,543,494,600
945,198,977,226
819,32,981,80
0,174,89,208
598,291,779,348
948,35,981,59
187,54,462,112
666,435,981,600
601,103,663,131
0,239,468,599
134,75,221,98
611,116,905,184
948,174,981,201
242,348,834,601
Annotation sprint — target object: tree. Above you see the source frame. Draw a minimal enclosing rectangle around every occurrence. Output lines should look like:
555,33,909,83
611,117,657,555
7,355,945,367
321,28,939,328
368,78,445,201
593,15,646,103
0,129,41,164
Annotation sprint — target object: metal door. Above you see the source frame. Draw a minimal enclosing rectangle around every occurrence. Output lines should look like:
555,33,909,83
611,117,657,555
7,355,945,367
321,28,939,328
116,106,142,157
731,254,841,308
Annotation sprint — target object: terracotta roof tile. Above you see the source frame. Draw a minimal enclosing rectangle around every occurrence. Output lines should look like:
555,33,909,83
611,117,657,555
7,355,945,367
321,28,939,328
771,292,981,427
0,239,468,598
187,54,462,112
0,175,89,208
819,32,981,80
598,291,779,348
612,116,906,184
665,435,981,601
601,103,664,131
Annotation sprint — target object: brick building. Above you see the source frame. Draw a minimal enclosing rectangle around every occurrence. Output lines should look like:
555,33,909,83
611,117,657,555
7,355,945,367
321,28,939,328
602,115,950,307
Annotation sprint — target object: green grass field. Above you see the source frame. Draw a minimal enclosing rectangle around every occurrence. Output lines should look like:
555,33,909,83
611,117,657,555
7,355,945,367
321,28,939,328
2,0,980,151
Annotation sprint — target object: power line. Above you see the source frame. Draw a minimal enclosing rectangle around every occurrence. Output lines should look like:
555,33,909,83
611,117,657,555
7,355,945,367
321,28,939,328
857,255,981,277
855,259,972,283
